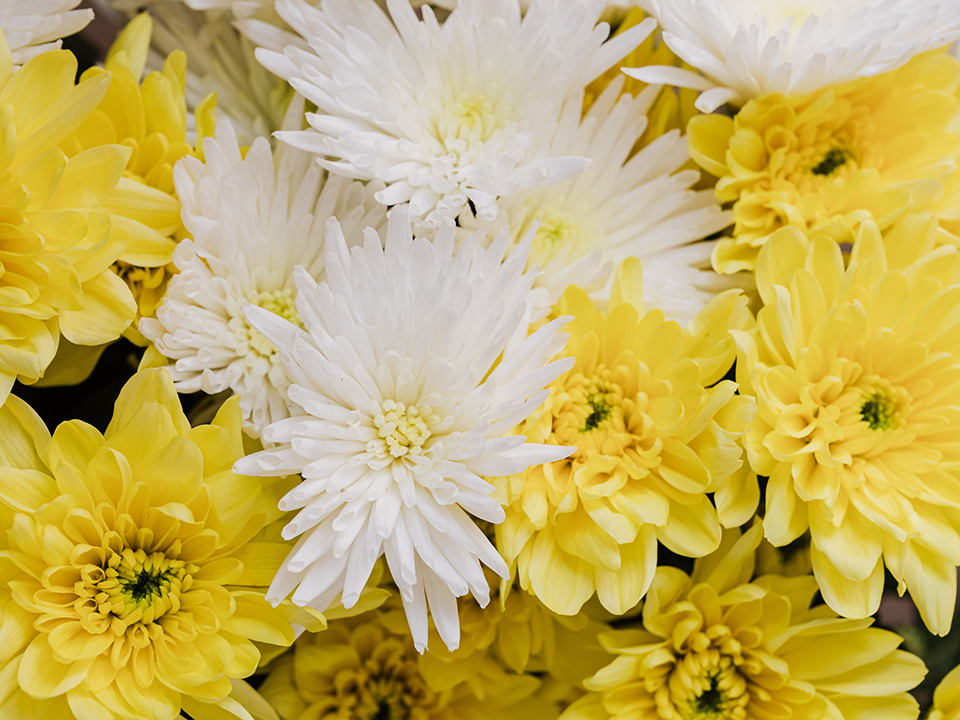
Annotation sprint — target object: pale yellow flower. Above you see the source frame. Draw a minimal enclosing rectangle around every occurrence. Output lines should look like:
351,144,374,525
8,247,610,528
737,213,960,634
931,665,960,720
0,32,136,402
563,524,927,720
688,51,960,273
495,261,757,617
0,369,325,720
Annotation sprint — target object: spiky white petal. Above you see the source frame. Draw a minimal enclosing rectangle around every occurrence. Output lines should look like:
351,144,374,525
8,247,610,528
629,0,960,112
141,112,386,436
1,0,93,66
498,76,733,326
243,0,654,230
233,206,575,652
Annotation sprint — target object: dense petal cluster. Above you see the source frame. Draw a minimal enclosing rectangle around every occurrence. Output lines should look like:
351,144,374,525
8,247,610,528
61,13,217,343
495,262,757,616
630,0,960,111
0,34,136,403
259,606,555,720
562,524,927,720
736,215,960,634
498,76,731,326
234,206,575,651
141,115,386,436
245,0,654,229
1,0,93,67
0,369,323,720
687,52,960,273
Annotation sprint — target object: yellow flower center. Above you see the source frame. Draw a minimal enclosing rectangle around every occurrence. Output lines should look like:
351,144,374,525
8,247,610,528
809,146,850,177
551,367,651,464
371,400,434,460
95,548,193,627
437,93,502,150
307,625,445,719
658,633,751,720
232,287,303,359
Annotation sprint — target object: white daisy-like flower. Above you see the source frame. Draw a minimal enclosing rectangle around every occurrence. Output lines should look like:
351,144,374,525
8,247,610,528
498,76,732,327
1,0,93,66
140,112,386,436
232,205,575,652
628,0,960,112
242,0,655,230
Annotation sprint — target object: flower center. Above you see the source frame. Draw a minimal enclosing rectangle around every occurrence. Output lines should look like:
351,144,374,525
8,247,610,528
810,146,849,176
96,548,194,627
234,287,303,359
376,400,432,458
581,391,612,432
664,643,750,720
860,389,900,431
437,93,502,149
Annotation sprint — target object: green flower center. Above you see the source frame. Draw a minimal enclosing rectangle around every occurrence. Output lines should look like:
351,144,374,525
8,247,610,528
96,548,196,626
860,391,899,431
581,392,612,432
810,147,848,176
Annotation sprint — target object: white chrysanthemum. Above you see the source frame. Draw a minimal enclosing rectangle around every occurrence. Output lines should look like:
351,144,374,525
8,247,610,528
232,206,575,652
498,76,732,326
140,115,386,436
629,0,960,112
243,0,654,230
1,0,93,66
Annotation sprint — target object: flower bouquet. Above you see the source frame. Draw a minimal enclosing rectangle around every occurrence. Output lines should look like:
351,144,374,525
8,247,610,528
2,1,960,718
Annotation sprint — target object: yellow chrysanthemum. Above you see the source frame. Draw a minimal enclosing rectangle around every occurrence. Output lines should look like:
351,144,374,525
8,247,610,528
0,369,326,720
60,13,216,342
584,9,698,150
0,33,137,403
931,665,960,720
688,51,960,273
736,213,960,634
258,606,557,720
562,524,927,720
415,566,611,699
494,261,757,617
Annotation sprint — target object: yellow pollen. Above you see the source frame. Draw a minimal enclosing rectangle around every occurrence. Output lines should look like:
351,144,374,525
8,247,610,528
234,287,303,358
436,93,502,150
372,400,434,459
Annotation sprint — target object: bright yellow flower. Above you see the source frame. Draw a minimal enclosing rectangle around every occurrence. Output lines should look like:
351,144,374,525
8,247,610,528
60,13,216,342
0,33,137,403
688,51,960,273
931,665,960,720
584,9,698,150
736,213,960,634
562,524,927,720
0,369,325,720
258,606,558,720
494,261,757,617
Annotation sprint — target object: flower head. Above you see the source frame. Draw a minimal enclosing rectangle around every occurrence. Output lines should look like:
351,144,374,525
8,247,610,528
736,213,960,634
628,0,960,112
495,262,757,617
245,0,655,229
141,114,386,437
0,35,136,403
60,13,218,341
499,76,731,326
562,524,927,720
687,51,960,273
233,205,576,651
1,0,93,67
0,369,323,720
259,606,553,720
